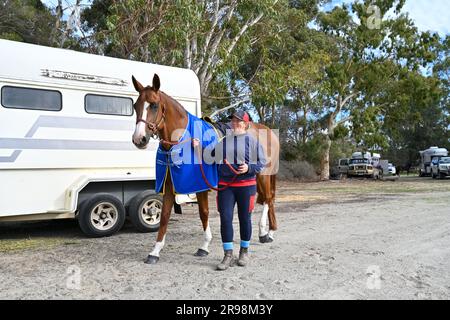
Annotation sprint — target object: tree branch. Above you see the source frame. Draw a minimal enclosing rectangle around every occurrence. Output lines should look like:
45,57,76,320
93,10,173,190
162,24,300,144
225,11,264,57
335,116,352,128
209,97,251,118
341,92,358,109
195,0,222,73
198,2,236,90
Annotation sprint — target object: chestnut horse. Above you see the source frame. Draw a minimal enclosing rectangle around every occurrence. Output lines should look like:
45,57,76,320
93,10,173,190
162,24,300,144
131,74,279,264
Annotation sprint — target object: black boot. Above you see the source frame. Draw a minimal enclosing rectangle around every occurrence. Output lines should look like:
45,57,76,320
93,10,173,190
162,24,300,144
217,250,234,271
237,247,249,267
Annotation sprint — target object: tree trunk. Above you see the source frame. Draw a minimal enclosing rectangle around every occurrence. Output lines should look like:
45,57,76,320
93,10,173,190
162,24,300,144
302,105,307,144
320,114,336,181
320,135,332,181
51,0,63,46
271,104,276,127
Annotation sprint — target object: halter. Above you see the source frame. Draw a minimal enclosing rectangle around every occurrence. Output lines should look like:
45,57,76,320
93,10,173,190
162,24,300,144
136,102,166,139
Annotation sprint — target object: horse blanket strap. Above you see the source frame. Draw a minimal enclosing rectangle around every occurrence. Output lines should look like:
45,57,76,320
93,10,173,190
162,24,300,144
155,112,219,194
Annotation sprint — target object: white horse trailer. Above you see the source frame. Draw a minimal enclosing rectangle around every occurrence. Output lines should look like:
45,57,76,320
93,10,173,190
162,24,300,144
0,39,201,236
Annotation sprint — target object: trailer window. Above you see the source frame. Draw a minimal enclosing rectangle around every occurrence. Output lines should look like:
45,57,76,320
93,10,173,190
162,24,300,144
1,86,62,111
85,94,133,116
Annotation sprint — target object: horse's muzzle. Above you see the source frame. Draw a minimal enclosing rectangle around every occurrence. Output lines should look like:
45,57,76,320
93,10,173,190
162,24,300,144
132,137,149,149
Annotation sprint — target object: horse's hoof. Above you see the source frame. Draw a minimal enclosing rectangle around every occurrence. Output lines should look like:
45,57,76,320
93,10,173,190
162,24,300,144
259,234,273,243
144,255,159,264
194,249,209,257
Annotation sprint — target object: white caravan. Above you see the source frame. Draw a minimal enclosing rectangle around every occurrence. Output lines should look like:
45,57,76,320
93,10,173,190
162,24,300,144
419,146,448,177
0,39,201,236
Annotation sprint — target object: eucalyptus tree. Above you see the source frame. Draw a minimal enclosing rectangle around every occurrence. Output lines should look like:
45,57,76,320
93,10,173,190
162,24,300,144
313,0,440,179
82,0,284,107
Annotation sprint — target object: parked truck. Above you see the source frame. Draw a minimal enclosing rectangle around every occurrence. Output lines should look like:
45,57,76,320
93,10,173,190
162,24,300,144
347,152,376,178
335,151,397,180
431,156,450,179
419,147,448,177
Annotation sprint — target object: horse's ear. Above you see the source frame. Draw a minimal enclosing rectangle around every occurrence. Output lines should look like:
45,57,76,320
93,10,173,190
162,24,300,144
132,75,144,92
152,74,160,92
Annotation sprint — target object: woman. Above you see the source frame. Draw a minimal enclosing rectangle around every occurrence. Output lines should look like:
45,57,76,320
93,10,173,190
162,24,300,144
194,110,267,270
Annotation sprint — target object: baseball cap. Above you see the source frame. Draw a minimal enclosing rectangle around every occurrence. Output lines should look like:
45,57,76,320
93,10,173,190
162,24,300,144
228,110,250,123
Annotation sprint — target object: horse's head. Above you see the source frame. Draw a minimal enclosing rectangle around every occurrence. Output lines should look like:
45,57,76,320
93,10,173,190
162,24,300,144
131,74,163,149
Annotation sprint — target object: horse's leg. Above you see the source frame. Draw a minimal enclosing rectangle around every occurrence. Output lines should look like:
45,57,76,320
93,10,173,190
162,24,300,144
194,191,212,257
256,174,277,243
256,174,270,242
144,172,175,264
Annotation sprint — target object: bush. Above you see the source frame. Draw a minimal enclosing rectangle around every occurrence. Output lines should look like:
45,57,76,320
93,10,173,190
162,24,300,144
277,160,319,181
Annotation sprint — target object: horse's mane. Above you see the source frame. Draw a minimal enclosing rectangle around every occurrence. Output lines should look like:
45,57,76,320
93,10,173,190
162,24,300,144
161,91,187,119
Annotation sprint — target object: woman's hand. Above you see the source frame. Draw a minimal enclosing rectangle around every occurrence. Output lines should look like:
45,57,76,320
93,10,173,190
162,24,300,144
238,163,249,174
192,138,200,148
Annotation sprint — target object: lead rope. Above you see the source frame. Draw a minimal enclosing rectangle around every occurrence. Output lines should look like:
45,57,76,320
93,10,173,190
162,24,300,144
196,147,240,192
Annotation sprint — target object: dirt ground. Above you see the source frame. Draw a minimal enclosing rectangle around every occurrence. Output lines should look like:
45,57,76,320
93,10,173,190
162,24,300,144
0,176,449,300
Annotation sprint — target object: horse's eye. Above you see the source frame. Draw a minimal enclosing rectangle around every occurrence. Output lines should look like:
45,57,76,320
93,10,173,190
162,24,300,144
150,102,158,109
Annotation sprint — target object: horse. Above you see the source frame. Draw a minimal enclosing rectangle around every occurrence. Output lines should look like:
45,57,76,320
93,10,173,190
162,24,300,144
131,74,279,264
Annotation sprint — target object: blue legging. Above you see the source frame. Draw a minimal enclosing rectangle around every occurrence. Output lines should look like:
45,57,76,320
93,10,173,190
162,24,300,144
217,185,256,250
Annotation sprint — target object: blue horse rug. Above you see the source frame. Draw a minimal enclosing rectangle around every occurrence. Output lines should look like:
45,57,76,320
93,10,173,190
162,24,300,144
155,112,221,195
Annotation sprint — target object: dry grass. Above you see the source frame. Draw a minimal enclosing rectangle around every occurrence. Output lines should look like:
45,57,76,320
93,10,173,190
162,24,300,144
276,194,329,202
0,238,80,253
278,176,450,196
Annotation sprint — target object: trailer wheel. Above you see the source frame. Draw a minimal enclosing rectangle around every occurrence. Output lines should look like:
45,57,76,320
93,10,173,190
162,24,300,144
78,193,126,237
128,191,162,233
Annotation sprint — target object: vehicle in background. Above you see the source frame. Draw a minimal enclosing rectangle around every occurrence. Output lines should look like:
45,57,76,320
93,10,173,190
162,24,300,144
347,152,375,178
335,158,350,178
431,156,450,179
374,160,398,181
419,147,448,177
335,152,398,181
388,163,396,175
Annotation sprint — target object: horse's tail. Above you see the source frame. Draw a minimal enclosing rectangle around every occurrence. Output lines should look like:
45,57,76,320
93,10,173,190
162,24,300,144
268,174,277,231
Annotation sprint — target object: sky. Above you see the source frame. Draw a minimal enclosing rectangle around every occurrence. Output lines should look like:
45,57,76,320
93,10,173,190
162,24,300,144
325,0,449,36
42,0,449,36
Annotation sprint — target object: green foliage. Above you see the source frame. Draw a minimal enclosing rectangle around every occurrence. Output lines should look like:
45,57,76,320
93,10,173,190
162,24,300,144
329,138,355,167
381,68,449,167
0,0,54,45
282,134,329,170
331,124,349,141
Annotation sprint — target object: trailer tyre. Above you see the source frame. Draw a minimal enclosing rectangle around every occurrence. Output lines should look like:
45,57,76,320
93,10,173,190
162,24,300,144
78,193,126,237
128,191,162,233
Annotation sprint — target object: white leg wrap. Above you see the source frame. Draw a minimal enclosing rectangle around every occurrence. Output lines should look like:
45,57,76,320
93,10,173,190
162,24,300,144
149,235,165,257
199,225,212,252
259,204,269,237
